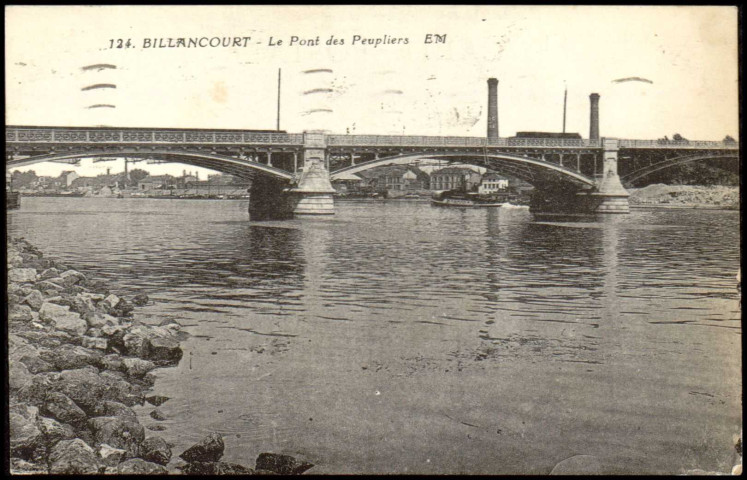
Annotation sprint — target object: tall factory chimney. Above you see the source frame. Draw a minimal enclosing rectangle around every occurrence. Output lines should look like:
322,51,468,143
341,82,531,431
589,93,600,141
487,78,499,139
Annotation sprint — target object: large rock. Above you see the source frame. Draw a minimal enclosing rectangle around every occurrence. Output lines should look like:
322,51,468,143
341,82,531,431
100,353,124,372
20,353,56,374
39,302,87,336
22,290,45,311
120,325,173,357
9,333,32,354
9,360,33,394
102,294,120,311
48,438,101,474
9,404,44,460
150,409,168,421
115,458,168,474
145,336,183,363
41,344,103,370
7,249,24,267
80,291,105,302
42,392,88,426
255,453,315,475
8,293,23,307
145,395,170,407
88,415,145,459
111,298,135,317
36,279,64,293
71,293,97,319
179,432,225,463
89,312,120,329
59,269,86,288
39,267,60,280
181,462,254,475
82,335,108,351
98,443,127,467
15,372,56,406
9,304,34,323
93,400,138,419
14,330,68,350
140,436,172,465
132,293,150,306
122,357,157,378
53,367,144,412
9,458,48,475
9,267,38,283
38,416,77,447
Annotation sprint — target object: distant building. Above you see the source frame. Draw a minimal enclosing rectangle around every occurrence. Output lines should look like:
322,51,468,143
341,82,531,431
96,185,121,197
71,173,129,192
478,173,509,194
59,171,79,188
430,167,482,191
355,165,429,192
381,166,429,191
331,172,363,193
137,175,176,191
206,173,238,185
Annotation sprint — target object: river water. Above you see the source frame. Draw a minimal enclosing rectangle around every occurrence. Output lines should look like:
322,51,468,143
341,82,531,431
7,197,742,474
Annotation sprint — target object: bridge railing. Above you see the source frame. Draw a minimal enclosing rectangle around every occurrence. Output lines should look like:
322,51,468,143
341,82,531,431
327,135,601,148
618,139,739,149
6,127,304,146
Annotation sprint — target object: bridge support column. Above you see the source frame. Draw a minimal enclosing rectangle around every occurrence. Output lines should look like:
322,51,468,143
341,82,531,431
290,131,335,215
589,138,629,213
248,133,335,220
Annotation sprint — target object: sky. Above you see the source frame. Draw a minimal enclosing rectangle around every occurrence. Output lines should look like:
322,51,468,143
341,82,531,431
5,5,739,177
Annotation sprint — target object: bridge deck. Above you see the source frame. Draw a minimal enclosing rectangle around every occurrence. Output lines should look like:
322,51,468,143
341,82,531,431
6,126,738,150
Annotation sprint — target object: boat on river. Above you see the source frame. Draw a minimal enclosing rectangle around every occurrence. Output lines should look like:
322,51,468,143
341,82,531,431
431,190,509,208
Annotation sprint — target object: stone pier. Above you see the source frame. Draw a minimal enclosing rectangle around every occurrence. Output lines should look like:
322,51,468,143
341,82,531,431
289,131,335,215
588,138,630,213
247,131,335,220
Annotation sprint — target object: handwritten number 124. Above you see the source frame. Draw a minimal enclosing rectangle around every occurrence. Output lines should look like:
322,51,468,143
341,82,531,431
109,39,133,49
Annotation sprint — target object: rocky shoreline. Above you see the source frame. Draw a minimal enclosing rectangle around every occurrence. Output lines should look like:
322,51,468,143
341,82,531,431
628,184,739,210
7,236,314,475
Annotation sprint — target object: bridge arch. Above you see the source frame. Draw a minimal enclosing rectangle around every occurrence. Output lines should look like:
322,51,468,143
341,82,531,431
6,149,295,181
621,153,739,186
331,152,597,188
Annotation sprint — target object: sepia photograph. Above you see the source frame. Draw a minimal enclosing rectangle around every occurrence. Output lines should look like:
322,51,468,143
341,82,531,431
5,5,741,475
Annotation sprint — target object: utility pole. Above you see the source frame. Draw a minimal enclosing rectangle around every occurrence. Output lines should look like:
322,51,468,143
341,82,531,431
562,85,568,134
277,68,281,131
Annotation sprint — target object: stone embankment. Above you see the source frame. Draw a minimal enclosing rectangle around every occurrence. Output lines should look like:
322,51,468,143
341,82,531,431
628,184,739,209
8,237,314,475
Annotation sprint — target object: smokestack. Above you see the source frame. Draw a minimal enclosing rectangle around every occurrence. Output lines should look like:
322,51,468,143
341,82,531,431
589,93,600,140
487,78,499,139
